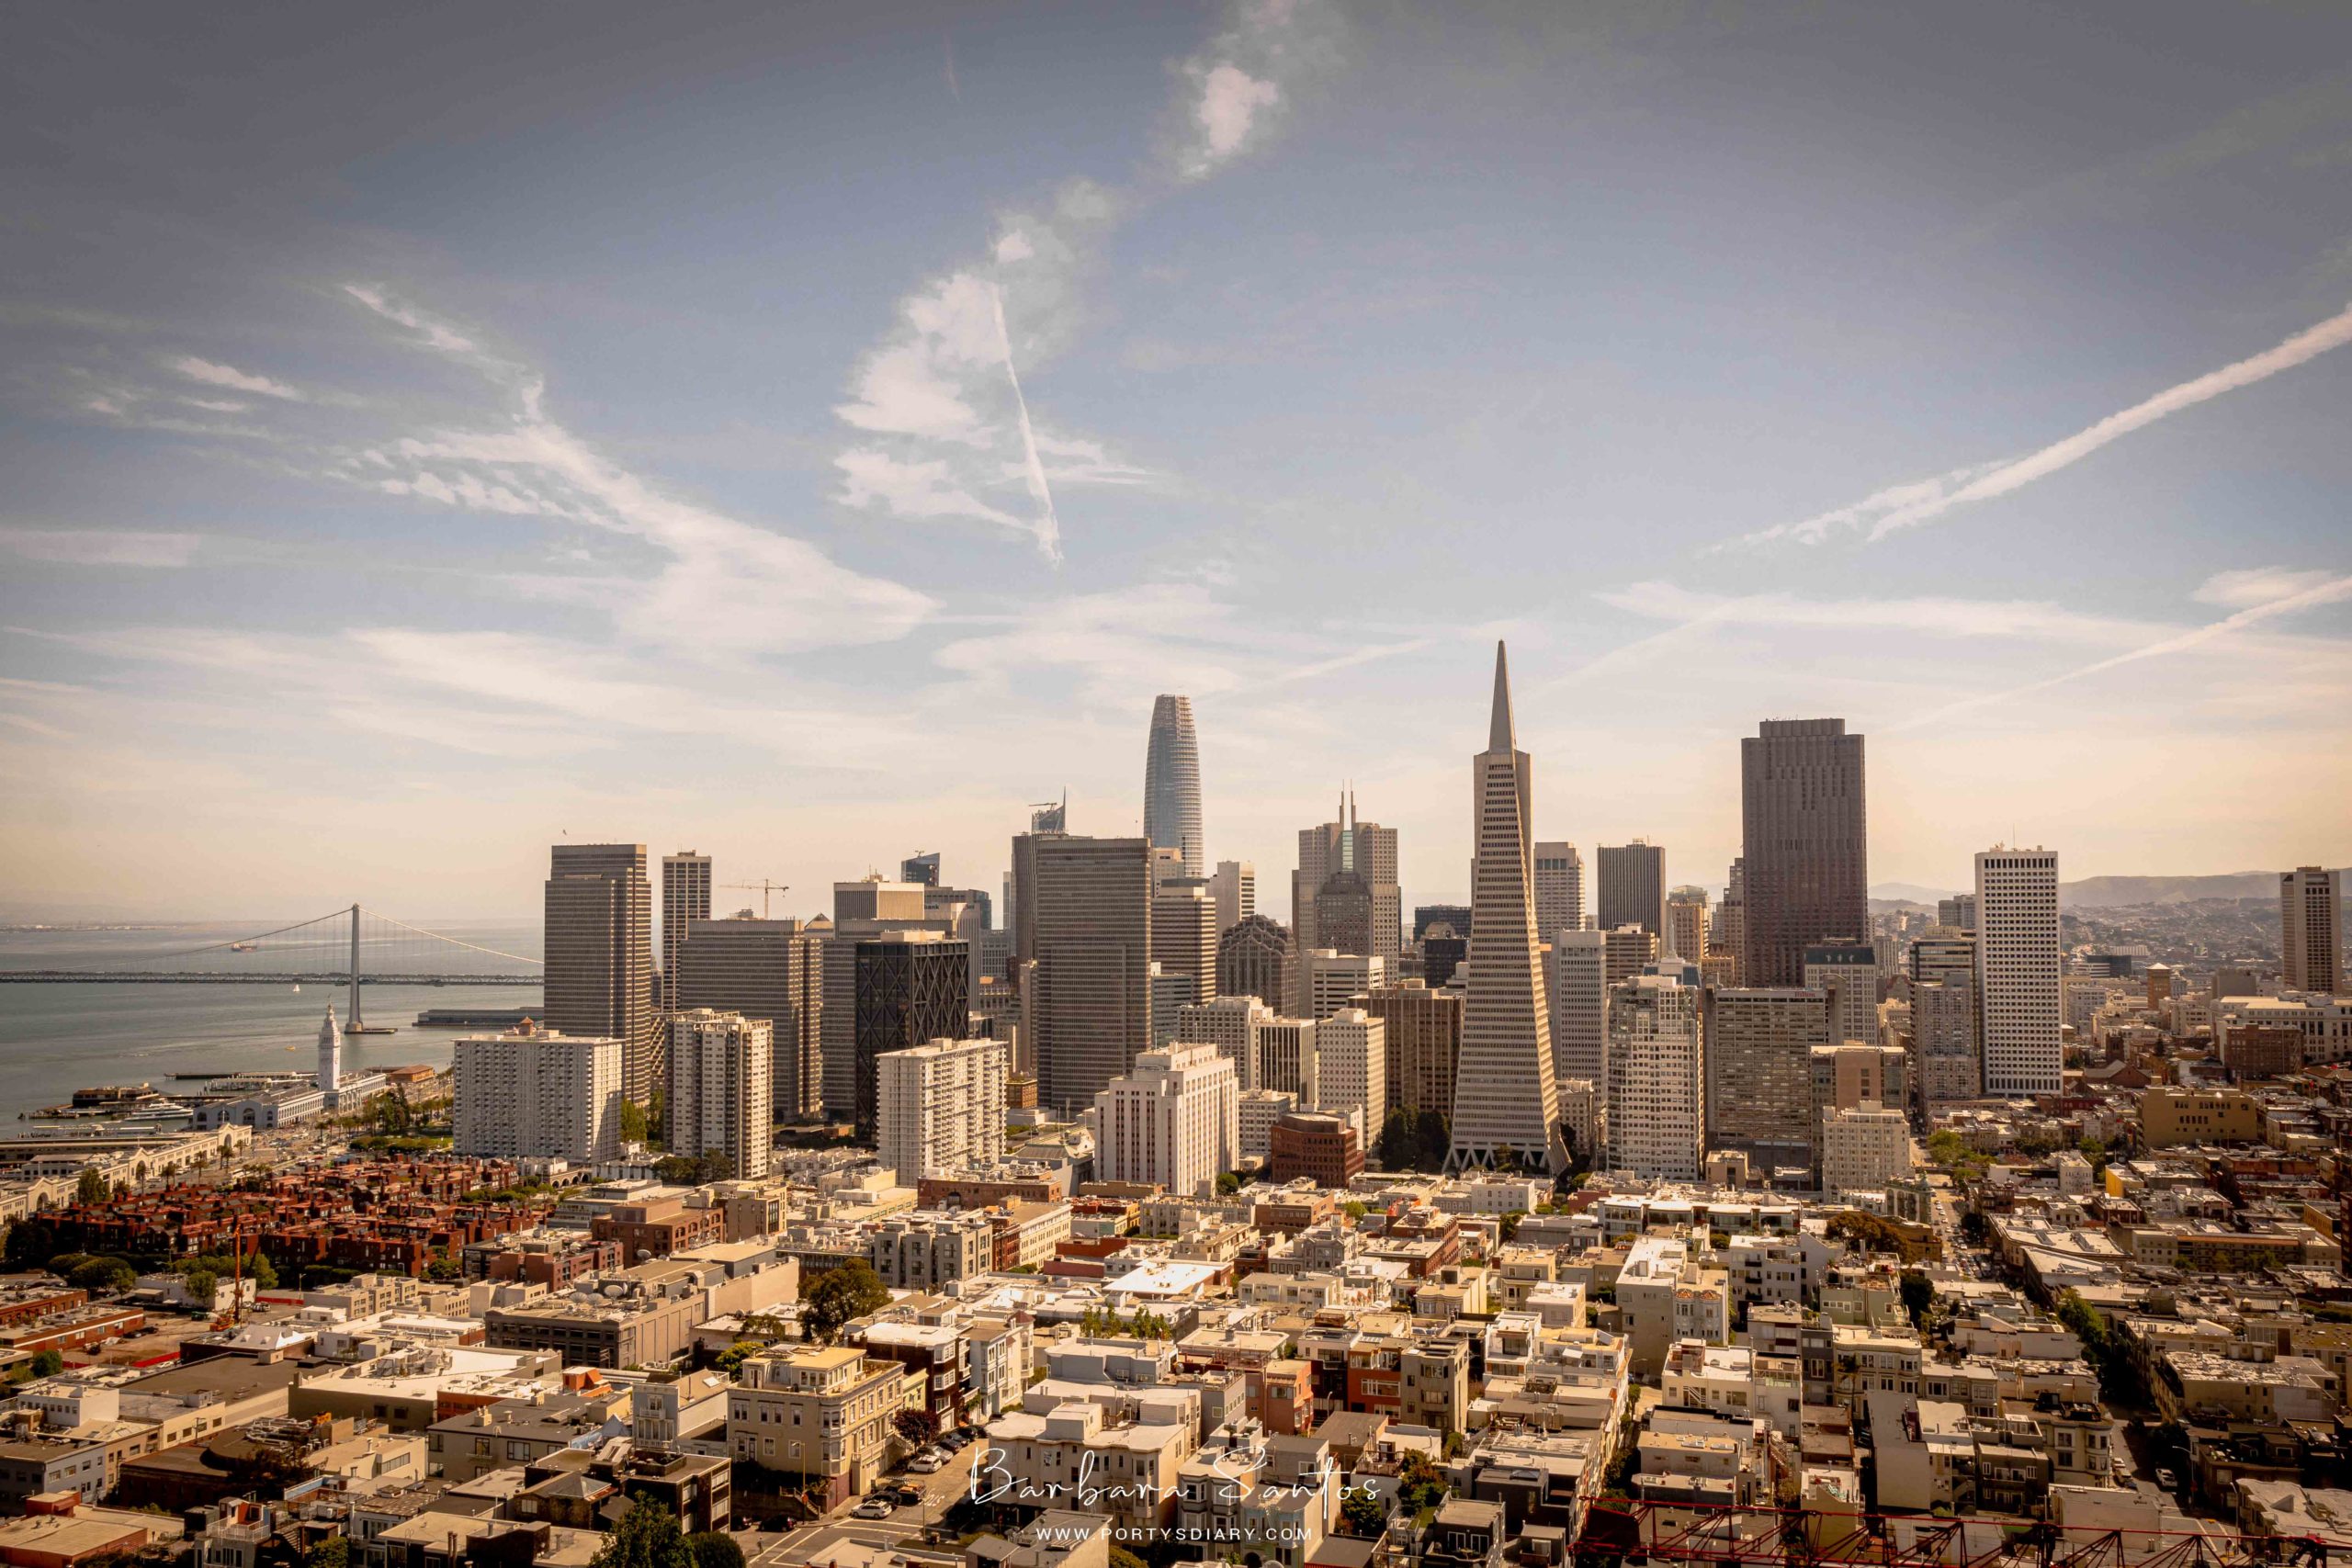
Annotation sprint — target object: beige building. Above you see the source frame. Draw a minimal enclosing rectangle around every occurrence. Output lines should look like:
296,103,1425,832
1821,1103,1911,1196
2141,1087,2263,1147
876,1034,1007,1181
1606,974,1703,1181
728,1345,922,1506
545,843,660,1105
866,1210,994,1290
673,915,825,1122
982,1402,1194,1538
2280,866,2342,996
666,1010,773,1179
1313,1008,1386,1130
1174,995,1273,1091
1095,1041,1238,1198
453,1021,624,1164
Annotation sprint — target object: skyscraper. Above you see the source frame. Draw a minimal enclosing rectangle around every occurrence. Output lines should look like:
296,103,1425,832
667,1009,774,1179
1304,949,1384,1021
1314,1008,1386,1130
2280,867,2343,995
1975,847,2061,1098
1216,915,1296,1015
1702,987,1829,1176
545,843,659,1105
1175,994,1273,1090
1030,835,1154,1115
1208,860,1256,937
1548,929,1608,1111
1151,881,1218,1013
1144,694,1204,877
1363,979,1461,1124
674,915,825,1122
1666,886,1710,965
1936,893,1978,931
1604,972,1703,1181
1596,841,1667,940
1295,796,1401,963
661,852,710,987
454,1020,625,1163
900,852,942,886
1804,939,1882,1047
1533,842,1585,938
876,1034,1006,1182
852,930,968,1140
1450,643,1566,1172
1710,857,1746,985
1740,718,1869,987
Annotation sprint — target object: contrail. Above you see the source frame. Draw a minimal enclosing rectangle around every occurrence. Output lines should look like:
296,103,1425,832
1725,300,2352,550
1890,571,2352,733
989,282,1062,565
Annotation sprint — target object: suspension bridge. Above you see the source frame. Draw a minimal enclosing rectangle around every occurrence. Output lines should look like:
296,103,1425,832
0,905,543,1032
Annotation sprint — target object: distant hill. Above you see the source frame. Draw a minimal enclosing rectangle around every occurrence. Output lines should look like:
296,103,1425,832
2058,871,2342,908
1871,883,1957,905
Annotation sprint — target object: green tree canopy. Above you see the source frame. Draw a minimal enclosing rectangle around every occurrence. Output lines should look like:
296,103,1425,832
74,1168,108,1206
28,1349,62,1378
685,1534,742,1568
592,1497,693,1568
802,1260,892,1343
67,1257,135,1294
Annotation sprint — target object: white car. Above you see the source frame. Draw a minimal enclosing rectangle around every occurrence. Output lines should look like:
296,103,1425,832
908,1451,944,1473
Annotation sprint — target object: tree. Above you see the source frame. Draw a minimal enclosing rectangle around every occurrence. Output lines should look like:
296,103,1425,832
592,1497,693,1568
1341,1201,1369,1222
28,1350,62,1378
894,1407,940,1447
1108,1548,1148,1568
182,1269,220,1308
75,1168,108,1207
714,1340,760,1376
617,1099,651,1146
802,1260,891,1343
68,1257,135,1294
1396,1453,1447,1517
1899,1269,1934,1327
1417,1111,1450,1170
1216,1170,1242,1195
1341,1490,1389,1539
686,1535,742,1568
1498,1211,1525,1243
307,1537,350,1568
1377,1108,1418,1171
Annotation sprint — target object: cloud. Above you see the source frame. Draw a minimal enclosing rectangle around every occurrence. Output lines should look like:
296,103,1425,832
834,447,1030,533
1597,581,2158,645
2193,565,2342,610
168,355,309,401
342,284,481,356
1170,0,1336,180
1724,301,2352,550
180,397,250,412
0,528,202,568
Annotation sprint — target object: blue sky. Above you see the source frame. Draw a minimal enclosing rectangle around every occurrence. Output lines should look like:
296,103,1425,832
4,1,2349,920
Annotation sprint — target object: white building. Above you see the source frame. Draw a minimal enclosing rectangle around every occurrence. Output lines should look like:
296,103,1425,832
1605,973,1703,1181
1208,861,1256,937
1534,840,1585,938
1175,994,1273,1091
1313,1007,1386,1128
1258,1017,1317,1105
1304,949,1385,1021
1975,848,2062,1097
453,1020,624,1163
1821,1102,1911,1196
1549,929,1608,1111
876,1033,1008,1181
1094,1041,1239,1198
667,1009,774,1179
1238,1088,1297,1160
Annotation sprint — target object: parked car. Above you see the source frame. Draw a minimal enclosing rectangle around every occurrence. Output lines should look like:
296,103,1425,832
909,1451,944,1473
2156,1469,2178,1492
852,1497,896,1520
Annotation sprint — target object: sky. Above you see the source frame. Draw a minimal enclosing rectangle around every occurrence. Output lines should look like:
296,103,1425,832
4,1,2351,923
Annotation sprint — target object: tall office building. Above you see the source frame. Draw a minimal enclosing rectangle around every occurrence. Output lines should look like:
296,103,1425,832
1702,987,1829,1176
1603,923,1657,987
1596,841,1667,940
673,915,825,1122
1175,994,1274,1091
1151,882,1218,1011
545,843,659,1105
1305,949,1385,1021
661,852,711,989
1804,940,1883,1047
1975,847,2062,1097
1030,836,1153,1115
836,877,926,923
900,852,942,886
1363,980,1461,1123
1216,915,1296,1015
2281,867,2343,995
1208,861,1256,937
1548,930,1609,1112
1419,924,1467,990
1534,842,1585,938
876,1034,1007,1181
1314,1008,1387,1130
667,1009,774,1179
1295,796,1402,963
1257,1018,1318,1104
820,882,944,1125
1144,694,1204,877
1009,819,1069,966
923,883,990,1007
1710,858,1746,985
851,931,969,1140
1414,905,1473,943
1666,886,1710,964
1450,643,1566,1172
1094,1041,1238,1199
1937,893,1978,932
453,1020,624,1163
1740,718,1869,987
1603,973,1703,1181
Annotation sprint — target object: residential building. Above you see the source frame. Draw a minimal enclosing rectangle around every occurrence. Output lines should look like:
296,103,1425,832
1821,1104,1910,1196
867,1211,994,1290
1804,940,1882,1047
1269,1111,1363,1187
728,1345,920,1507
1605,974,1703,1181
1703,987,1829,1176
665,1010,773,1179
1976,848,2062,1097
876,1035,1007,1181
1315,1008,1386,1128
544,843,659,1105
453,1021,624,1164
1911,977,1981,1111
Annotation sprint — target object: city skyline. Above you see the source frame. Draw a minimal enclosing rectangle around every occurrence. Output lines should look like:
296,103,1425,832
6,3,2352,920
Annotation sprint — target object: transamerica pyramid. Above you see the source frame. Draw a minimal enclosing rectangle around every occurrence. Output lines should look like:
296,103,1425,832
1448,640,1569,1173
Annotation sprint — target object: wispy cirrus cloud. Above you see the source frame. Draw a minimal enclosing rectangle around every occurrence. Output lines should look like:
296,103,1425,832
168,355,309,401
1169,0,1339,181
2192,565,2343,610
1722,300,2352,551
0,528,202,568
1597,581,2161,645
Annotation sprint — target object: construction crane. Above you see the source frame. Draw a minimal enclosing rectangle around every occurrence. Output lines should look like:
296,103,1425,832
720,881,791,919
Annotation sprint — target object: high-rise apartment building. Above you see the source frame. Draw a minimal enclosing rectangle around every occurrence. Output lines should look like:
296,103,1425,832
2280,867,2342,995
1975,847,2062,1097
1604,973,1703,1181
1702,987,1828,1177
1094,1041,1238,1199
851,931,969,1140
1667,886,1710,964
1295,796,1401,963
667,1009,774,1179
545,843,659,1105
1548,930,1609,1111
1305,949,1385,1021
1803,940,1882,1047
454,1020,624,1163
1450,644,1566,1172
1911,977,1979,1111
876,1034,1007,1181
1030,835,1153,1116
1362,980,1460,1123
1144,694,1204,877
1151,882,1218,1012
1314,1007,1386,1130
1740,718,1869,987
1533,842,1585,939
661,852,711,988
1596,841,1667,942
1175,994,1274,1091
674,915,825,1122
1216,915,1295,1015
1208,860,1255,937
